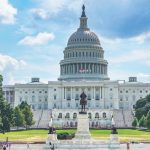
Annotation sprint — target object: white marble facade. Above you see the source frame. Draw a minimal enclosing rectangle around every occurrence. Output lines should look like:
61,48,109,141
2,6,150,128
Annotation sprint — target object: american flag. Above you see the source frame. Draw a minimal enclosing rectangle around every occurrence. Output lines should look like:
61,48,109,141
79,69,91,73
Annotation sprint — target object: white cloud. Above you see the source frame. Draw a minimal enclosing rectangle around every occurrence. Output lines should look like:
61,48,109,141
30,8,49,20
0,0,17,24
110,49,150,64
130,31,150,44
31,0,84,19
18,32,55,46
0,54,26,84
0,54,26,72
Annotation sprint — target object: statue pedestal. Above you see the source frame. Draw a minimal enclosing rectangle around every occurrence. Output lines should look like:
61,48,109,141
46,133,58,144
108,134,120,149
74,113,91,140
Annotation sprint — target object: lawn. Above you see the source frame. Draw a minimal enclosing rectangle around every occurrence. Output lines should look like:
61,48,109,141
0,129,150,143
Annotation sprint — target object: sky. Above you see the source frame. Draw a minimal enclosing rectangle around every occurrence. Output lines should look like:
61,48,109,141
1,0,150,84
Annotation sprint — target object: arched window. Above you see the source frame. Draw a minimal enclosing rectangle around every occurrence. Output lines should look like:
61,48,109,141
103,112,106,118
88,113,92,119
58,113,62,118
65,113,70,119
73,113,77,119
95,113,99,118
32,96,35,102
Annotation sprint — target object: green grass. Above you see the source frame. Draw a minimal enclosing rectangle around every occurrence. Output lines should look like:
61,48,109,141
0,129,150,143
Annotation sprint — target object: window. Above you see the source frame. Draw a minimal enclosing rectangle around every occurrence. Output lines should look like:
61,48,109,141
67,94,71,100
54,95,56,100
45,91,47,93
73,113,77,119
32,96,35,102
45,96,47,102
120,91,122,93
110,88,112,91
76,103,78,108
87,94,91,100
140,90,142,93
39,91,42,93
75,94,79,100
54,89,56,91
58,113,62,119
38,104,42,109
126,90,128,93
68,103,70,108
39,96,42,102
88,113,92,119
95,113,99,118
103,112,106,118
65,113,70,119
95,94,99,100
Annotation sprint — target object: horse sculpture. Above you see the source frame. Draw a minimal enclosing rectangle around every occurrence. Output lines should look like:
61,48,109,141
80,92,87,112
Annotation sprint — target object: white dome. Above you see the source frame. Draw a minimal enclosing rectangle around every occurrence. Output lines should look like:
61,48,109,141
67,30,100,46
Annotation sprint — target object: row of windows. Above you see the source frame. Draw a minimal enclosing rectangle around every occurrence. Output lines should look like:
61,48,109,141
66,87,101,92
19,96,48,102
66,45,101,50
20,91,48,94
120,90,149,93
57,112,107,119
64,51,103,58
70,38,99,42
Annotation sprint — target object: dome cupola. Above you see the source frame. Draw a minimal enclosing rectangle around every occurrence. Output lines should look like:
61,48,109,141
67,5,100,46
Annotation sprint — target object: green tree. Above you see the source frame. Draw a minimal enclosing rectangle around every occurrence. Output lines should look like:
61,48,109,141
135,98,147,109
19,101,29,110
135,107,147,120
146,110,150,129
22,106,34,129
14,107,24,128
0,75,14,132
139,115,145,127
132,117,138,127
146,94,150,102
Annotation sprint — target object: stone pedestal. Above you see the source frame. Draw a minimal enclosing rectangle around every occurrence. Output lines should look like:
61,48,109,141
108,134,120,149
46,133,58,144
74,113,91,140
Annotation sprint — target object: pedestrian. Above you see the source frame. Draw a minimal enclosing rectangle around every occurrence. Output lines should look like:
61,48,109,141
127,142,130,150
27,143,29,149
2,144,6,150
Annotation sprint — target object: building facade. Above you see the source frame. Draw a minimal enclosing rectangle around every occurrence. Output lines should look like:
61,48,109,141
3,6,150,128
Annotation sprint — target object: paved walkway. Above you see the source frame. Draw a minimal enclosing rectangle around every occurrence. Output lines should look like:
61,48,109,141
1,143,150,150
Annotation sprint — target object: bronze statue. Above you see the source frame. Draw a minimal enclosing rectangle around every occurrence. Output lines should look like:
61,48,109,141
80,92,87,112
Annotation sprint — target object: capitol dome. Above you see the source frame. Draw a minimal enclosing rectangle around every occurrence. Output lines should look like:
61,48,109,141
67,30,100,46
58,5,109,81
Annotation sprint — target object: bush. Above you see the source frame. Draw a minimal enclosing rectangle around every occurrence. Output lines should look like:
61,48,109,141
57,132,75,140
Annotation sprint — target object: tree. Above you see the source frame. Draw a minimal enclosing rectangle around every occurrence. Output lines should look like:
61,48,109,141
135,107,147,120
19,101,29,110
146,110,150,129
132,117,138,127
139,115,145,127
146,94,150,102
14,107,24,128
22,106,34,129
135,98,147,109
0,75,14,131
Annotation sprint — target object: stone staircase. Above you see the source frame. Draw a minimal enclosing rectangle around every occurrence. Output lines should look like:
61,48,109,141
43,140,120,150
113,109,134,128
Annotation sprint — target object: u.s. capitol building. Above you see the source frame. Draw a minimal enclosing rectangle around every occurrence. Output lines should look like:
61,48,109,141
3,6,150,128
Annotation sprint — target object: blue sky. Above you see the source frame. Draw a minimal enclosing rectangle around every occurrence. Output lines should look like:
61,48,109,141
1,0,150,84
